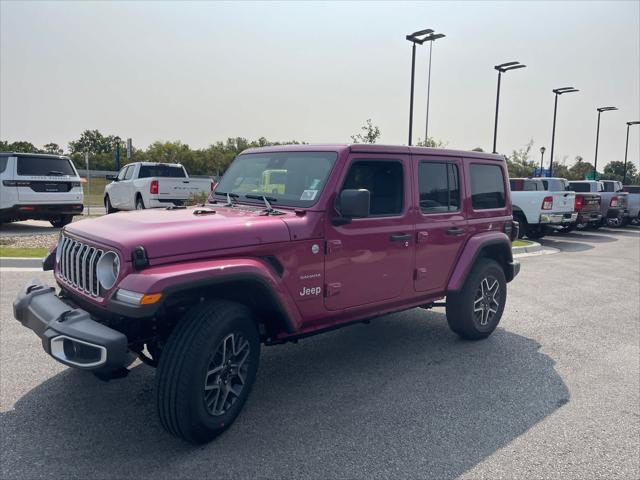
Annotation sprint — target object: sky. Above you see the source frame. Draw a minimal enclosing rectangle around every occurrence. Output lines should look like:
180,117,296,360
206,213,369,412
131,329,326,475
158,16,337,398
1,1,639,169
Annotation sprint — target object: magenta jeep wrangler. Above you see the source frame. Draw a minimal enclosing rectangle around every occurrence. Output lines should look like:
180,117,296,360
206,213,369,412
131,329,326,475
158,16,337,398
14,144,520,443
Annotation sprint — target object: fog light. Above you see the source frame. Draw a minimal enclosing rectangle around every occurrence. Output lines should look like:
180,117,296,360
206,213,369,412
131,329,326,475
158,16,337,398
50,336,106,367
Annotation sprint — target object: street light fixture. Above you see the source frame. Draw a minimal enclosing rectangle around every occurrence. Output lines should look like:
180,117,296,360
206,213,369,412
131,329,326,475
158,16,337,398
623,121,640,184
406,29,433,146
539,146,546,175
423,32,445,142
492,61,526,153
549,87,579,176
593,106,618,178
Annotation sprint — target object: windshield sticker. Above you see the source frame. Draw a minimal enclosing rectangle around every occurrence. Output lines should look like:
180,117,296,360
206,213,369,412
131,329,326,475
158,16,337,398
300,190,318,201
309,179,320,189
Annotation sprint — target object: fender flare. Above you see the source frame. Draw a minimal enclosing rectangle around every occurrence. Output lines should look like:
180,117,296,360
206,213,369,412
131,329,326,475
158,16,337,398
447,232,514,292
110,257,300,333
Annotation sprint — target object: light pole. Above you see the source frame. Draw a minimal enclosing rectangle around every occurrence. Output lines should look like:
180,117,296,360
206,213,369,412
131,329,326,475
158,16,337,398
549,87,579,176
623,121,640,184
423,32,445,143
406,29,433,146
113,135,122,171
593,106,618,178
492,61,526,154
539,146,546,175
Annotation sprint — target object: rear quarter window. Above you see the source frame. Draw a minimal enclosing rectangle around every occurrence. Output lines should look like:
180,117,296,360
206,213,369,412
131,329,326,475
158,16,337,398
0,157,7,173
470,164,506,209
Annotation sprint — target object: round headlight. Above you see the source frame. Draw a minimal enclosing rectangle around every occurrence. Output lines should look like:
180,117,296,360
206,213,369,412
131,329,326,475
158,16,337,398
97,251,120,291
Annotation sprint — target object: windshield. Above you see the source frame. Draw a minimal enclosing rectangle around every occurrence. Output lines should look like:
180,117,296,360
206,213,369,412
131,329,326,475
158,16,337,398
139,165,186,178
17,156,76,176
214,151,338,207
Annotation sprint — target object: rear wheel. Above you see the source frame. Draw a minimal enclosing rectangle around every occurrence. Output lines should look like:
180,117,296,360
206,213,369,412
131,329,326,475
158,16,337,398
135,196,145,210
446,258,506,340
49,215,73,228
526,226,545,240
156,300,260,443
513,213,527,239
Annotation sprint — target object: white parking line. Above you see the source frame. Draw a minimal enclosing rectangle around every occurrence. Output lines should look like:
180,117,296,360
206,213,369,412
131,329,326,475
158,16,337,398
0,267,43,272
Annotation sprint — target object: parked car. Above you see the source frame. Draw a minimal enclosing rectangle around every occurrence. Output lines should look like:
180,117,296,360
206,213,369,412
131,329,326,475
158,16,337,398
537,177,601,230
568,180,629,227
14,144,520,443
0,152,84,227
104,162,213,212
622,185,640,225
509,177,576,239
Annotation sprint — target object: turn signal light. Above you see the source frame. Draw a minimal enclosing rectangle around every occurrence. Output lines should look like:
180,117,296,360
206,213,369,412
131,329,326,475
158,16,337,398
150,180,159,194
610,196,618,207
541,196,553,210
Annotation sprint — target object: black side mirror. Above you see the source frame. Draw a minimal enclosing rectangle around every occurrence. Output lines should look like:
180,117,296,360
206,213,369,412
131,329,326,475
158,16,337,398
106,175,117,181
334,189,370,225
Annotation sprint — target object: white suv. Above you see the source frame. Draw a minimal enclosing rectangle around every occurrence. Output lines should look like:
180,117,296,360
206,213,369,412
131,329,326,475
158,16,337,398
0,152,84,227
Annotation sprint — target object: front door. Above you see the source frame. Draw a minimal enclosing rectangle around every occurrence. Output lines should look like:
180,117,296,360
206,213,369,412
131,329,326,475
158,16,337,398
109,166,129,208
324,155,414,311
413,157,468,293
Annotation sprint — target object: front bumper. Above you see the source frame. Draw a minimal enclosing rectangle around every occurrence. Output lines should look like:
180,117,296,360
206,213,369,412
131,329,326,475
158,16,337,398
540,212,578,225
13,278,128,371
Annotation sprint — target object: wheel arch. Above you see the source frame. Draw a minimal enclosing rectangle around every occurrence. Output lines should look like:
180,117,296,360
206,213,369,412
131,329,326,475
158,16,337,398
447,233,516,292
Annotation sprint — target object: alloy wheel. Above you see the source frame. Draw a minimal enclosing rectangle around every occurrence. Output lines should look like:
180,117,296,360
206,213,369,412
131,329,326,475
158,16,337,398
473,276,501,327
203,332,251,416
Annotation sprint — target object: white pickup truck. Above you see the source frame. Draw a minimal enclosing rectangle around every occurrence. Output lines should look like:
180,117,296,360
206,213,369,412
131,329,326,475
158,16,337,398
509,177,576,239
104,162,213,212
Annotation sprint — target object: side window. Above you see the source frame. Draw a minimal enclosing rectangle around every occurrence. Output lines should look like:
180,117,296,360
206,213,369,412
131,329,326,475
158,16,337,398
342,160,403,216
117,166,128,181
524,180,538,191
124,165,135,180
419,162,460,213
0,157,8,173
470,164,506,210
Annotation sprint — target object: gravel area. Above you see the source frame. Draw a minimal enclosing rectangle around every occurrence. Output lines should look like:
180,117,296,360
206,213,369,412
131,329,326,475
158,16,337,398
0,235,58,249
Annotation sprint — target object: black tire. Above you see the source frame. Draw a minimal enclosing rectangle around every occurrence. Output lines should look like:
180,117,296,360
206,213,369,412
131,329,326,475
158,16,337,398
446,258,507,340
526,228,545,240
513,213,527,239
49,215,73,228
562,224,576,233
105,196,117,214
156,300,260,444
135,196,145,210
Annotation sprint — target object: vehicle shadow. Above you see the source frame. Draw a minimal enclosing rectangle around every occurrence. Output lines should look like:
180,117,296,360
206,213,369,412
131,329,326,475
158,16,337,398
0,311,569,480
548,231,618,243
538,237,594,252
596,227,640,237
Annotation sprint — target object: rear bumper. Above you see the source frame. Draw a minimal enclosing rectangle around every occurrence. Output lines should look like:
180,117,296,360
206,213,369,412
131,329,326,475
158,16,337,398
507,260,520,282
577,211,602,224
13,278,128,371
146,198,185,208
540,212,577,225
607,208,629,219
0,203,83,221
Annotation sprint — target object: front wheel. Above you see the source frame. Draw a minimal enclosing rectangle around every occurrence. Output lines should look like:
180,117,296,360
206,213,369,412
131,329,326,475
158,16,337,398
446,259,507,340
155,300,260,443
105,196,117,214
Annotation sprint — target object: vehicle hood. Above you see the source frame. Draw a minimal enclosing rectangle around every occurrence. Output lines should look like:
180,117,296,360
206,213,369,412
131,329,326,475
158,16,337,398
65,205,293,260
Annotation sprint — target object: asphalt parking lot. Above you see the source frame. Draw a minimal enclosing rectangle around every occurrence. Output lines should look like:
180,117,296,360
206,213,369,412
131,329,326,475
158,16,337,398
1,227,638,479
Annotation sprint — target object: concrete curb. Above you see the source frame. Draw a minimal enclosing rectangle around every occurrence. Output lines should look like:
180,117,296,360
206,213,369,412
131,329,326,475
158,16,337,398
512,241,542,255
0,257,43,269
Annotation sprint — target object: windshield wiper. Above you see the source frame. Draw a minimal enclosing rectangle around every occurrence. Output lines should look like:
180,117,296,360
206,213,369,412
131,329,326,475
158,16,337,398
211,191,239,206
48,170,65,176
245,194,284,216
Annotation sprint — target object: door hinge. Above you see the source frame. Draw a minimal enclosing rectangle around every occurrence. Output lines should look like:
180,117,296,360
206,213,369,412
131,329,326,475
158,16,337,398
326,240,342,254
325,282,342,297
414,267,428,280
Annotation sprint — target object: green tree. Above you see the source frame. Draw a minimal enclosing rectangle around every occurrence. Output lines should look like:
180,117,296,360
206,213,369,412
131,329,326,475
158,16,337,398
472,147,484,152
416,137,447,148
505,140,537,177
43,143,64,155
351,119,381,144
68,130,116,155
568,157,594,180
0,140,41,153
602,160,637,182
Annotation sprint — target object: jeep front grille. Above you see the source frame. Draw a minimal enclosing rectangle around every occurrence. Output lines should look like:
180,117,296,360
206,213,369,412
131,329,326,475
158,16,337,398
58,235,104,296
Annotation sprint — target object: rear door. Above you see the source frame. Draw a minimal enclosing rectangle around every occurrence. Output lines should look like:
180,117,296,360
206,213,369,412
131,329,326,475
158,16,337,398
413,156,468,293
15,155,82,204
324,154,414,311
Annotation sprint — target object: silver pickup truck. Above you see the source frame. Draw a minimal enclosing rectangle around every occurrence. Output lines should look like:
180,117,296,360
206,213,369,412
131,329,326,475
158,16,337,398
568,180,629,227
623,185,640,225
